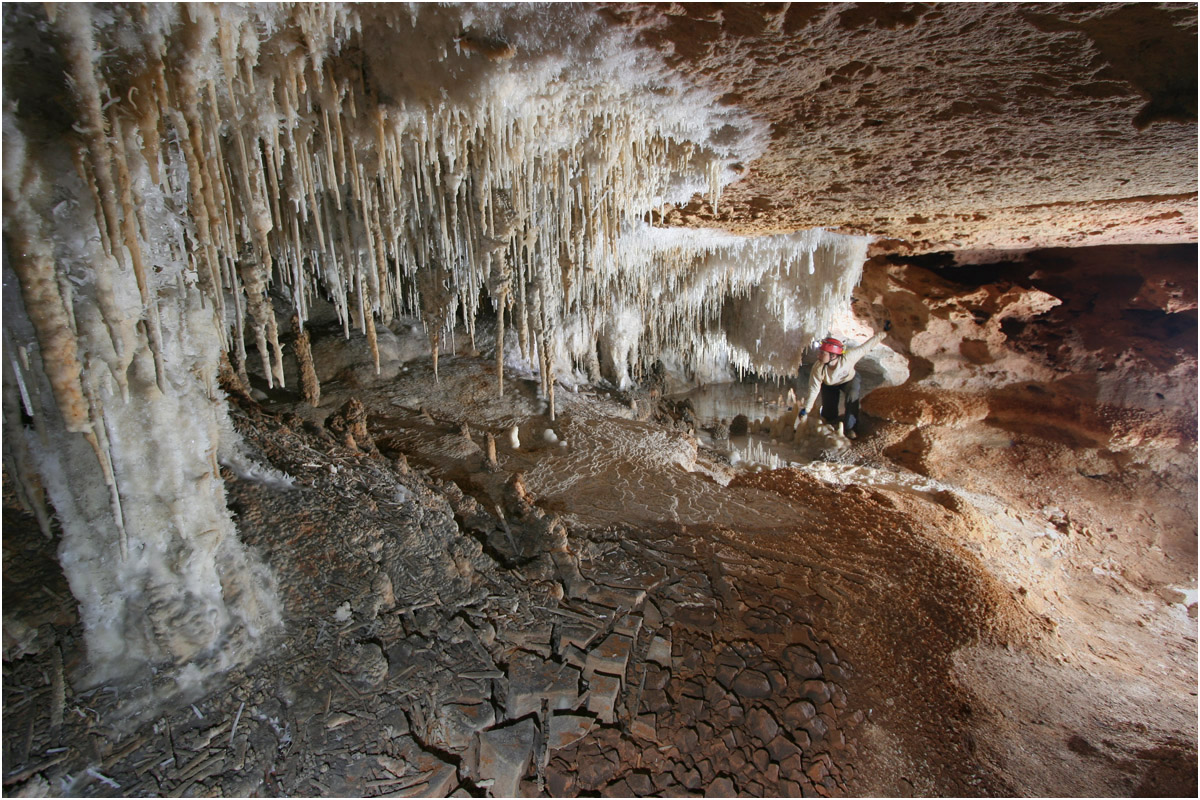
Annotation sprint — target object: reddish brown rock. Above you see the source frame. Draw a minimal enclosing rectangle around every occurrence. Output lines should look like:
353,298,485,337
706,776,736,798
731,669,773,699
746,707,780,745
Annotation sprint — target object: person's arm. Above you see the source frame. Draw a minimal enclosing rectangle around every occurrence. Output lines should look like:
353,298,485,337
841,326,888,371
800,362,823,416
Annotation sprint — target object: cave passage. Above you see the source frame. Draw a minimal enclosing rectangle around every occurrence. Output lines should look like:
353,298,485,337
2,3,1196,798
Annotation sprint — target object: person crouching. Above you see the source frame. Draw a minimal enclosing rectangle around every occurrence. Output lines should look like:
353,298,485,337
796,321,890,439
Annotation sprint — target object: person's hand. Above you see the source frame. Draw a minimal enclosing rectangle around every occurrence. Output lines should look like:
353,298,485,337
883,319,892,332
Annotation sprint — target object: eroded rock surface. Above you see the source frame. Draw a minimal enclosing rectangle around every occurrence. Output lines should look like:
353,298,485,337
621,3,1197,252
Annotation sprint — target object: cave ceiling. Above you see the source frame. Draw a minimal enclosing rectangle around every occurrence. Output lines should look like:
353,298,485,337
610,1,1198,255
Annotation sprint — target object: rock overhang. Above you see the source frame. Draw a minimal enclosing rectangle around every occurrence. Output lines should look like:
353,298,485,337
614,1,1197,253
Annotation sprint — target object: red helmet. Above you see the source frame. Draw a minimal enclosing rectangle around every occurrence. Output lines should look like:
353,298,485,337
819,337,844,355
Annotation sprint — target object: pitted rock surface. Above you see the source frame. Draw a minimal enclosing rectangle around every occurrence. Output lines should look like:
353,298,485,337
618,3,1197,253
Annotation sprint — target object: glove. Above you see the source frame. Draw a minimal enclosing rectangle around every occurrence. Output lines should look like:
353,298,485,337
883,319,892,332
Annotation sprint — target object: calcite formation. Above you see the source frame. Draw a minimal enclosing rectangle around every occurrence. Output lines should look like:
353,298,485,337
0,2,864,680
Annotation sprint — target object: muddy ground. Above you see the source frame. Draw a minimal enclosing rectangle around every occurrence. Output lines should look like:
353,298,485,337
3,344,1195,797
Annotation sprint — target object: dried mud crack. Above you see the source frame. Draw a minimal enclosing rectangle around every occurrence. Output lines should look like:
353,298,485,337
3,357,1195,798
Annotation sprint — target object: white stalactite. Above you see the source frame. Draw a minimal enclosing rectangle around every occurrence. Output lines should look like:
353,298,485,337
2,2,871,683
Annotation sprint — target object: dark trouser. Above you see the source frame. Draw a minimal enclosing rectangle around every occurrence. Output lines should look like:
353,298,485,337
820,373,862,433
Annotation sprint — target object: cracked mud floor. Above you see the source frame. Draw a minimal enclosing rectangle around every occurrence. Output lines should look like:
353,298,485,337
3,356,1196,797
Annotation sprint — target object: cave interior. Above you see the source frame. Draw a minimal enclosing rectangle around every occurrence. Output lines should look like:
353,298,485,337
2,3,1197,798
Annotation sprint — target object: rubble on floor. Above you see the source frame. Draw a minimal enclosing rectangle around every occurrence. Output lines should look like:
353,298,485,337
2,387,863,798
3,357,1193,798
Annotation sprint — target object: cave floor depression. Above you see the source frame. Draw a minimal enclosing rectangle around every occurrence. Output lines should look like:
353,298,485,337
3,355,1196,798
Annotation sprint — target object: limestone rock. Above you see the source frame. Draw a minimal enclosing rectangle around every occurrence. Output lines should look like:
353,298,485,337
862,386,990,427
506,651,582,720
646,635,672,667
639,3,1196,252
587,673,622,724
428,703,496,753
630,714,657,742
584,633,634,683
547,713,595,750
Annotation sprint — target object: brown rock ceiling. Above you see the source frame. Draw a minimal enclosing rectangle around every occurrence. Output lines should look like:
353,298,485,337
611,2,1198,254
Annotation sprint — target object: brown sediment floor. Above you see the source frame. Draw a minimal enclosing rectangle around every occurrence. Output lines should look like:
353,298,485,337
3,355,1195,797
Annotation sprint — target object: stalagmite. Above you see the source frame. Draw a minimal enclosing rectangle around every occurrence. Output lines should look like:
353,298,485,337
430,329,440,383
292,314,321,407
366,313,380,377
496,291,507,396
486,432,499,468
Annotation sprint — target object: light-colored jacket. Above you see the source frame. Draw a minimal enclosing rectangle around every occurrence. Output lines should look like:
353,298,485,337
801,331,886,414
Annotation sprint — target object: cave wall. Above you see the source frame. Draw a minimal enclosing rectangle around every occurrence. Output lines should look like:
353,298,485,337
860,243,1198,455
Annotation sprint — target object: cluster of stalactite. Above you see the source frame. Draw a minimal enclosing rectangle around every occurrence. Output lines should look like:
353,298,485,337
1,2,867,677
9,3,862,412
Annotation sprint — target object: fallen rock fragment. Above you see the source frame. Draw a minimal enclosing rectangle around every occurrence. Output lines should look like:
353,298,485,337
476,719,537,798
586,673,622,724
547,713,595,750
429,702,497,753
802,679,834,706
783,644,823,680
601,777,633,797
746,707,780,744
630,714,657,742
646,635,672,667
731,668,773,699
783,698,817,728
505,652,582,719
767,734,802,764
626,770,654,796
583,632,633,684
